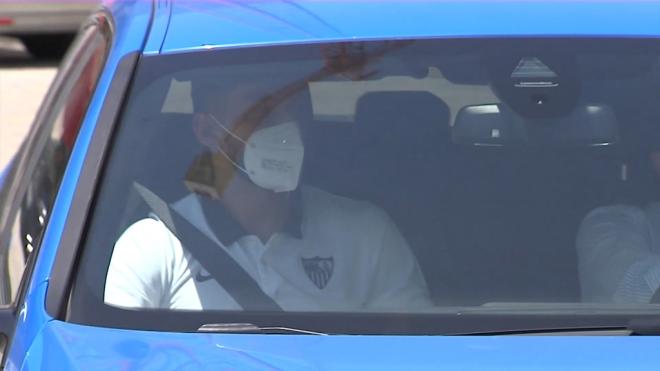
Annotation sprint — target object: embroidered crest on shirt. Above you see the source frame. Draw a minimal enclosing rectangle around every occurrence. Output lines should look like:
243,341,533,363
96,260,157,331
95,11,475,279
301,256,334,289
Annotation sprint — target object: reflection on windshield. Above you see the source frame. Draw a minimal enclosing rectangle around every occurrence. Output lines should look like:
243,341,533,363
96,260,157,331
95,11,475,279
74,38,660,333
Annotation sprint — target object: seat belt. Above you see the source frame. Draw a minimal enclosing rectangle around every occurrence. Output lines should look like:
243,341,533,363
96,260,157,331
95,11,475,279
133,182,283,311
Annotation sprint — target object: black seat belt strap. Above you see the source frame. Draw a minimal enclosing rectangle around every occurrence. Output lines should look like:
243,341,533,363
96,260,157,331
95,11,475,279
134,182,282,311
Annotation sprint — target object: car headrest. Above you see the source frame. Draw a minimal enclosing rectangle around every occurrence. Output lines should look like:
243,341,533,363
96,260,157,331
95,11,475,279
453,103,619,147
139,113,203,201
537,104,619,146
453,104,527,146
354,91,450,151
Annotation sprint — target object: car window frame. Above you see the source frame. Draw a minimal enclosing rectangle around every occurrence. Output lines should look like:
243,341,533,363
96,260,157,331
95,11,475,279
45,52,139,320
0,10,113,339
55,37,660,335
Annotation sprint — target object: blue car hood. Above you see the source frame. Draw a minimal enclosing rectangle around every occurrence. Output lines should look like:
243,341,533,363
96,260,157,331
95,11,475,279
22,320,660,370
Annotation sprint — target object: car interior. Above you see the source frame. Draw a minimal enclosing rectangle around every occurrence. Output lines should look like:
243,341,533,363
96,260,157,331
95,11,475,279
75,39,660,311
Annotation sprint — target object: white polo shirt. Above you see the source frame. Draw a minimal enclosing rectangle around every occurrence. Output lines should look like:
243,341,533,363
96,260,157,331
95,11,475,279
577,203,660,303
104,186,432,311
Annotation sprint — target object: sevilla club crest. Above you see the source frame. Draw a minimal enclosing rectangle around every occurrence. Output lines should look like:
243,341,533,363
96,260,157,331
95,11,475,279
301,256,334,289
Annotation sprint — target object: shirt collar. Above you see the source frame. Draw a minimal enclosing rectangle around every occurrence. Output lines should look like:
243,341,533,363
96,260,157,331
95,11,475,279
199,190,304,246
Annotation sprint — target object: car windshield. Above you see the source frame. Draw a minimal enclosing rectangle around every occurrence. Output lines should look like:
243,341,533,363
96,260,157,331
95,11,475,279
71,38,660,334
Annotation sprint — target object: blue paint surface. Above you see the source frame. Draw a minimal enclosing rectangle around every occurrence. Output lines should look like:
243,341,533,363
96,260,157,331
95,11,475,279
16,320,660,370
7,0,660,369
162,0,660,53
5,0,152,368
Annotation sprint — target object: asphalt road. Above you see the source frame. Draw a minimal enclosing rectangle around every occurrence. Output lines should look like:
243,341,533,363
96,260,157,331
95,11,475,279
0,36,58,169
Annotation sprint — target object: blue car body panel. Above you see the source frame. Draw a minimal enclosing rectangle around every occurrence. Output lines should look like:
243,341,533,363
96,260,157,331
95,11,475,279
7,0,660,369
142,0,172,54
4,0,153,369
160,0,660,53
18,320,660,370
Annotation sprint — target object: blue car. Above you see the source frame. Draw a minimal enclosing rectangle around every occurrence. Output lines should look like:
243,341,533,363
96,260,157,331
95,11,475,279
5,0,660,369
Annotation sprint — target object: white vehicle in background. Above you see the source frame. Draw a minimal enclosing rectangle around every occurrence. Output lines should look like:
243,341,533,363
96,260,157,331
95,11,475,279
0,1,97,59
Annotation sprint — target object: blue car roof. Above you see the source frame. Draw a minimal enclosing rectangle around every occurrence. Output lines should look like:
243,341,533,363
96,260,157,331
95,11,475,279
148,0,660,54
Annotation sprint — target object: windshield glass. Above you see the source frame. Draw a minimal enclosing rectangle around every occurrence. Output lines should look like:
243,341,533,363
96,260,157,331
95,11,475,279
72,38,660,334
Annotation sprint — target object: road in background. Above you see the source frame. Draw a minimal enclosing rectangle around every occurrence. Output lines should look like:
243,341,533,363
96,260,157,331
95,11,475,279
0,36,58,169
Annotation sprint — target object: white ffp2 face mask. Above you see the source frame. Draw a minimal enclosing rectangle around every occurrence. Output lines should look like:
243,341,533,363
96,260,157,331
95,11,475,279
209,115,304,192
243,121,304,192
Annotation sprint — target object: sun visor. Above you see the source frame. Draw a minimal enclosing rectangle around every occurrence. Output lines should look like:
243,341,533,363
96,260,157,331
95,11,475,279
452,104,527,146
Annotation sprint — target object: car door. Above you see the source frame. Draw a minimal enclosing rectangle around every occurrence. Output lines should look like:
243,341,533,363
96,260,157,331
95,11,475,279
0,11,110,362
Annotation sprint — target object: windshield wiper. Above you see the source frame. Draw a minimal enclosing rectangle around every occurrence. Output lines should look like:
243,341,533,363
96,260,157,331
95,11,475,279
198,318,660,336
197,323,327,335
627,318,660,335
467,320,660,336
467,327,633,336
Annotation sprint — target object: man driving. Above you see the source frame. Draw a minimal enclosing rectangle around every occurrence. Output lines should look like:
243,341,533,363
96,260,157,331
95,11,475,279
104,50,432,311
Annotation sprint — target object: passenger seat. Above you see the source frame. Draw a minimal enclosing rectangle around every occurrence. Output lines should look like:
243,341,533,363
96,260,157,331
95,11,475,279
348,91,455,303
447,103,622,304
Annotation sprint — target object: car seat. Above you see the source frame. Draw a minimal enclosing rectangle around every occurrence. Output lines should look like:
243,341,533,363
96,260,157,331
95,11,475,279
447,103,623,304
347,91,456,304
